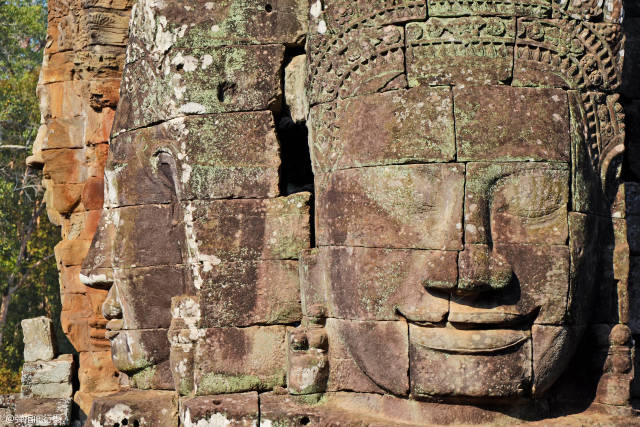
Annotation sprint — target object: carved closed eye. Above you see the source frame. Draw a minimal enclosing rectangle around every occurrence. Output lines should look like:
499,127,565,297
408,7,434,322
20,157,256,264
491,171,566,219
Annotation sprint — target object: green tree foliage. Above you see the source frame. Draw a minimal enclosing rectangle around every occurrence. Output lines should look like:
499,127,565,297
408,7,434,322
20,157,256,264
0,0,73,390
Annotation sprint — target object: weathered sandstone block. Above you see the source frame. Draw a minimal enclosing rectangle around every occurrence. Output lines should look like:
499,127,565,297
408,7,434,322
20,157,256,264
463,162,569,245
87,390,178,427
316,164,464,250
21,317,56,362
309,86,455,173
427,0,552,17
200,260,302,328
325,319,409,395
21,354,73,386
179,392,259,427
114,45,285,132
455,86,570,162
193,326,287,395
105,112,282,207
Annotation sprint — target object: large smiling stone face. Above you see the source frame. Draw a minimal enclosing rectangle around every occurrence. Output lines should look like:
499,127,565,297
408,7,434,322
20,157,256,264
296,0,624,402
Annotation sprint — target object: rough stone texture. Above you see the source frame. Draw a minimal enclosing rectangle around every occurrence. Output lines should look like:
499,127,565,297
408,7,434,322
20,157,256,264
455,86,570,162
464,162,569,245
411,325,532,399
105,112,282,207
13,398,72,427
428,0,552,17
86,390,178,426
21,317,56,362
309,86,455,173
114,44,285,133
193,326,287,395
315,164,464,250
514,19,622,91
285,55,309,123
300,247,452,321
325,319,409,395
21,355,73,386
179,392,259,427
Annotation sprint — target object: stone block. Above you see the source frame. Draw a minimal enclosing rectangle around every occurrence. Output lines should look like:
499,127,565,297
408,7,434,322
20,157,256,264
14,398,72,426
114,44,285,132
21,382,73,399
21,355,73,385
109,329,171,376
316,164,464,250
406,17,516,86
299,247,452,322
129,0,306,49
450,243,570,325
532,325,577,397
630,257,640,335
41,117,85,150
410,325,532,398
49,183,84,215
200,260,301,328
464,162,569,245
106,112,281,207
81,9,130,47
285,55,309,123
115,266,190,330
454,86,570,162
179,393,259,427
427,0,552,17
42,149,87,185
84,204,185,270
308,86,455,173
287,325,329,395
190,193,311,262
21,317,56,362
78,351,120,393
86,107,116,145
307,24,407,105
54,239,91,268
193,326,287,395
87,390,178,427
325,319,409,395
40,51,75,84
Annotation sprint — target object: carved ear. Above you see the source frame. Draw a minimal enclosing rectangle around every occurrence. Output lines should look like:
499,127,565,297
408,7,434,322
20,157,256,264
597,95,626,201
154,150,180,198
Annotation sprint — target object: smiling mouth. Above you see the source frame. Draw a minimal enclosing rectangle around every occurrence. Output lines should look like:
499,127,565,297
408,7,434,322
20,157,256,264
413,325,530,355
105,319,123,340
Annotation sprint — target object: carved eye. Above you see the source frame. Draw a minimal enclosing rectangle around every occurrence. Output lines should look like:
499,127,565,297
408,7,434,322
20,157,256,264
492,171,566,219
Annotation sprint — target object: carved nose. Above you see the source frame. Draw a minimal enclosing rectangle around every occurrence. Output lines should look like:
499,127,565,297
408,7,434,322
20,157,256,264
102,285,122,321
79,208,115,288
457,244,513,293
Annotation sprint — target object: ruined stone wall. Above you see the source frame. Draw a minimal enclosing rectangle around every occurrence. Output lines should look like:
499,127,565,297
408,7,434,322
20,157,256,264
27,0,133,415
28,0,640,424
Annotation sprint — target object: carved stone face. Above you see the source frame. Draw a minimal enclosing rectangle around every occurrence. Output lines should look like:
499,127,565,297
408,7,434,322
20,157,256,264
295,1,624,402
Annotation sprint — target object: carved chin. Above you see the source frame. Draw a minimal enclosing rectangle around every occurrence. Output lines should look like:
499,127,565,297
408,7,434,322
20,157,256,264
109,330,155,374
